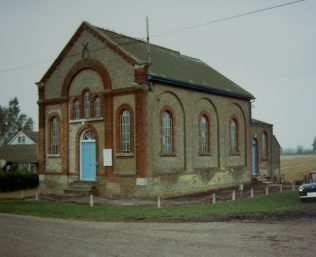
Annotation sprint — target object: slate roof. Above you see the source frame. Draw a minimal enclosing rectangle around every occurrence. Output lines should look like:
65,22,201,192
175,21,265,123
88,22,254,100
23,131,38,144
251,119,273,127
0,145,38,163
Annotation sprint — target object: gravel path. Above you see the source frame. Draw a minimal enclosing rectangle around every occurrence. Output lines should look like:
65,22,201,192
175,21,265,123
0,213,316,257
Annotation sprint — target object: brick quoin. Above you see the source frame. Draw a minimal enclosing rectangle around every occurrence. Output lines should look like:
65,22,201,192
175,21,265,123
135,89,148,178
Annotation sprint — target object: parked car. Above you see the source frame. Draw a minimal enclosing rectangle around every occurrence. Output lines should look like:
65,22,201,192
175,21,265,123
298,171,316,202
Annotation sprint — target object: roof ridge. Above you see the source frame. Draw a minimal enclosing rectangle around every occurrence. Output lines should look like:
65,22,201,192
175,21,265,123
91,23,182,55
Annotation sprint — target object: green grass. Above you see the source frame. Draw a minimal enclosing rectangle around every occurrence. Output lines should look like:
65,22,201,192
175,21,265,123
0,192,315,222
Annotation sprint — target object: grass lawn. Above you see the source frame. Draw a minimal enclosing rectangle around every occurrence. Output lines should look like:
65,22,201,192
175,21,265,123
0,192,315,222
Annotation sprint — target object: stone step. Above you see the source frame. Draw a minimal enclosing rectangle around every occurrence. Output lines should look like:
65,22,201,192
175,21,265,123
64,181,98,196
255,176,272,185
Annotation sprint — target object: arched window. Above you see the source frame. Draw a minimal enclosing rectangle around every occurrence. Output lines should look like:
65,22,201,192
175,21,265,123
83,91,90,118
262,132,268,160
94,97,101,117
73,99,80,120
162,111,173,153
82,129,95,141
51,117,59,154
230,118,238,153
120,110,131,152
200,115,209,154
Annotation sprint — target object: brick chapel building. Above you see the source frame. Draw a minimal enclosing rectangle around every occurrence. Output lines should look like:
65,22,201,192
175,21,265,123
37,21,280,198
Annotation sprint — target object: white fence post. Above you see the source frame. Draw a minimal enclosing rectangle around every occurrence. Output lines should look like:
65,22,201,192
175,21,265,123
89,194,94,207
232,191,236,201
20,190,24,199
157,197,161,208
250,188,254,198
265,186,269,196
280,184,283,193
212,193,216,205
35,192,39,201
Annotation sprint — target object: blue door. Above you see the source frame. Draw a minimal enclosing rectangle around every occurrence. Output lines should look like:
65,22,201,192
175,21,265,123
81,142,96,181
252,138,258,176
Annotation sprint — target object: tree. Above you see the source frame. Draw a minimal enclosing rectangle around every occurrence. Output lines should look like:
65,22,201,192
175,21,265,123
0,97,34,145
313,137,316,151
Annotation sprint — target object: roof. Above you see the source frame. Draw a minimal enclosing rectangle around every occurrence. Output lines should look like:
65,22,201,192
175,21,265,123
251,119,273,127
39,21,254,101
91,23,254,100
0,145,38,163
23,131,38,144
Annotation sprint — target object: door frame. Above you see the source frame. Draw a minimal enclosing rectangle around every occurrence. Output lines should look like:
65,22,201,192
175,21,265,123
80,130,96,181
252,138,258,176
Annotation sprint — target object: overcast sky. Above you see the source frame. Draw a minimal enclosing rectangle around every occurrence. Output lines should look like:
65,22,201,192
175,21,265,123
0,0,315,149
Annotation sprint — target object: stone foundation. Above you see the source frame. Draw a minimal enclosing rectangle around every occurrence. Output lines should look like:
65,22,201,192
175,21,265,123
39,169,251,199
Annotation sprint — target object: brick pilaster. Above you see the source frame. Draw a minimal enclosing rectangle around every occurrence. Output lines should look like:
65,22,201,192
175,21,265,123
135,89,148,178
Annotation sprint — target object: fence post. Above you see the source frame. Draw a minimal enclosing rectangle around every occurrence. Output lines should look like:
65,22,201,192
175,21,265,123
232,191,236,201
89,194,94,207
35,192,39,201
20,190,24,199
265,186,269,196
157,196,161,208
250,188,254,198
212,193,216,205
280,184,283,193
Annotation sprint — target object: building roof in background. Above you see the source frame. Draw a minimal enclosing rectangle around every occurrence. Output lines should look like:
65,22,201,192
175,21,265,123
0,145,38,163
23,130,38,144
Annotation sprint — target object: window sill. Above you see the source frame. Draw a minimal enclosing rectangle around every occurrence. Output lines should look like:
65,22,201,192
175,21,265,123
198,152,212,157
69,117,103,124
160,152,177,157
116,152,135,158
47,154,61,158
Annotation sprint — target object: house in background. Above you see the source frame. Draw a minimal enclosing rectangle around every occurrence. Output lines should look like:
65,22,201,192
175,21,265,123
37,21,280,198
0,130,38,172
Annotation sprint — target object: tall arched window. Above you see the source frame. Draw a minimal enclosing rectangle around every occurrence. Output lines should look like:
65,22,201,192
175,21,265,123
262,132,268,160
230,118,238,153
94,97,101,117
162,111,173,153
120,110,131,153
84,91,90,118
73,99,80,120
200,115,209,154
51,117,59,154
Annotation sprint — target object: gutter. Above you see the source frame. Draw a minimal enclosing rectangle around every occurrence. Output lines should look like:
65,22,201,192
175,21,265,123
147,74,254,101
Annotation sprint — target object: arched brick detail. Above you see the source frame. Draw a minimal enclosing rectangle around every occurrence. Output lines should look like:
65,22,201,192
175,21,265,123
160,105,176,156
115,104,135,153
75,124,101,177
61,58,112,97
47,112,61,155
198,111,211,155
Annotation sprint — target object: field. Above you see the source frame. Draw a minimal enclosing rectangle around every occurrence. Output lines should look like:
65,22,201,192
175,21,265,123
281,154,316,183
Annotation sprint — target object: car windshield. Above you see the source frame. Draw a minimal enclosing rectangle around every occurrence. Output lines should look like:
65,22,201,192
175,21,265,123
310,173,316,182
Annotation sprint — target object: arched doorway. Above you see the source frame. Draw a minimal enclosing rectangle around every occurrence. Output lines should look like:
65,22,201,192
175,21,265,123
252,138,258,176
80,130,96,181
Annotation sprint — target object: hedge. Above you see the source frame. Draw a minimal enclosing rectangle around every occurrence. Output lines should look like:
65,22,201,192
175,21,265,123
0,170,39,192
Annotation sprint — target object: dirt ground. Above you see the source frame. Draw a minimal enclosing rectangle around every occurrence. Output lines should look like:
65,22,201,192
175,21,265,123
1,213,316,257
